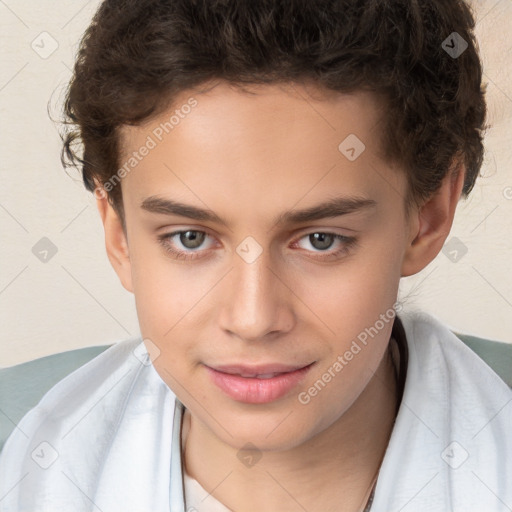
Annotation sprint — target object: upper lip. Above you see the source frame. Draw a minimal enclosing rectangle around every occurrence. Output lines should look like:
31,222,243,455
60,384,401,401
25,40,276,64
208,362,314,377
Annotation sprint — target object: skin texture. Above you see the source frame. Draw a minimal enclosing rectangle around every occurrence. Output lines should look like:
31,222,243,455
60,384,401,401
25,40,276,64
96,81,465,511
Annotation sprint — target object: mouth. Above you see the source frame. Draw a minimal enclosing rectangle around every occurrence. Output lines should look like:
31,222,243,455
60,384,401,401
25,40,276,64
205,362,315,404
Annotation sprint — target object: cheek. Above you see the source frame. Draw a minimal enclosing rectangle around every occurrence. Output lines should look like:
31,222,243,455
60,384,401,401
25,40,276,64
295,244,402,339
294,238,402,397
297,291,397,433
129,242,220,385
129,238,207,334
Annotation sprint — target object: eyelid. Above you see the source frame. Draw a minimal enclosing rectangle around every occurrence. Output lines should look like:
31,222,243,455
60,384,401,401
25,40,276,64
158,228,217,248
157,226,352,245
291,231,357,256
157,227,357,262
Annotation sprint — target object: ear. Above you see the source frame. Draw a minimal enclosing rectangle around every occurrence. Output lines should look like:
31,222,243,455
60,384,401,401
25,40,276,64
401,159,466,277
95,189,134,293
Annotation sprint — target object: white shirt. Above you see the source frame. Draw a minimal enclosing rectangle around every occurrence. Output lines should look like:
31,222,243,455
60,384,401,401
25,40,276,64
0,310,511,512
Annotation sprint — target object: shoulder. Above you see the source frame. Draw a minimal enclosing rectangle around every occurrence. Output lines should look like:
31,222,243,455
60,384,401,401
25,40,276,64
397,308,512,446
372,310,512,510
9,337,149,424
399,309,512,390
0,337,175,511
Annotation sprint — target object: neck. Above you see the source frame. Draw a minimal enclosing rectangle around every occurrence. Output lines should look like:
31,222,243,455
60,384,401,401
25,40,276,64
182,339,399,512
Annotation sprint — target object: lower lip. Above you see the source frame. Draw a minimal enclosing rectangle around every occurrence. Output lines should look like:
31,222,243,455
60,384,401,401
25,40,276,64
206,364,314,404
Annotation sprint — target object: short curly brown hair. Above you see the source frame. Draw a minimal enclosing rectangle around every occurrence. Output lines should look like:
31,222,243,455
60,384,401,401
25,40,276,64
61,0,487,223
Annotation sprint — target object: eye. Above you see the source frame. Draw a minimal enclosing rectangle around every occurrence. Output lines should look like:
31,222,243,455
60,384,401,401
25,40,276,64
175,230,206,249
157,229,357,262
157,230,215,260
293,232,357,260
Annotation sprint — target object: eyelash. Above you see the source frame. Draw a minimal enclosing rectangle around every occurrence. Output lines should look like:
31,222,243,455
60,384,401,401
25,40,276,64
157,230,358,262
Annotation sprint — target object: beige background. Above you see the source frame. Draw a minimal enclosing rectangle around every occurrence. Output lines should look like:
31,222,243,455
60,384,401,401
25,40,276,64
0,0,511,367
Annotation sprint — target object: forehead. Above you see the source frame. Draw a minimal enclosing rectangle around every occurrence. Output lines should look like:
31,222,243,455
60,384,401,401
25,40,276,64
118,81,405,220
121,80,387,156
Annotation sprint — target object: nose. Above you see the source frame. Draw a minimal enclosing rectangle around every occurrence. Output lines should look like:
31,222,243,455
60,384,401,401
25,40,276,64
218,247,295,342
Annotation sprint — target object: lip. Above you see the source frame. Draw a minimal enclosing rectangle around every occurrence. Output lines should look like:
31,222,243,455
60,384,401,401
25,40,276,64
205,362,315,404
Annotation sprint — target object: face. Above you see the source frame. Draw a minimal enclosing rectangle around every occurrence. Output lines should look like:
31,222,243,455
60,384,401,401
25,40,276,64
115,81,415,451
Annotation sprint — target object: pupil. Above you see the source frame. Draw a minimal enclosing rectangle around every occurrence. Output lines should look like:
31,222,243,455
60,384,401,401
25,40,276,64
310,233,333,250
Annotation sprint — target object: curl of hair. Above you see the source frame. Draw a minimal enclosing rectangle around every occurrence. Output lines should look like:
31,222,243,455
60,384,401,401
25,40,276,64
61,0,487,216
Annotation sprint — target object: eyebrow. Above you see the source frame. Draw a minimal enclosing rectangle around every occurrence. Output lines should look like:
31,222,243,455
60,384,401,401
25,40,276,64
140,195,377,226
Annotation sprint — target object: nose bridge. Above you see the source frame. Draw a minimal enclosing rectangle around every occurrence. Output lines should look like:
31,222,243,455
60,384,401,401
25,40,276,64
220,242,292,340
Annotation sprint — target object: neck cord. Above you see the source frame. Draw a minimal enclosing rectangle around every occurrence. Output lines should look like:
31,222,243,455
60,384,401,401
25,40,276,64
359,315,409,512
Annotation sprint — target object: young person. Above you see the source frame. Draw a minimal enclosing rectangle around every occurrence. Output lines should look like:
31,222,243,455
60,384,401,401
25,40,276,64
1,0,511,511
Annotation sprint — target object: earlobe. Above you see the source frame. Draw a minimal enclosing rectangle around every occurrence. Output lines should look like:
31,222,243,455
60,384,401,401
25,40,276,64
401,160,466,277
95,191,134,293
